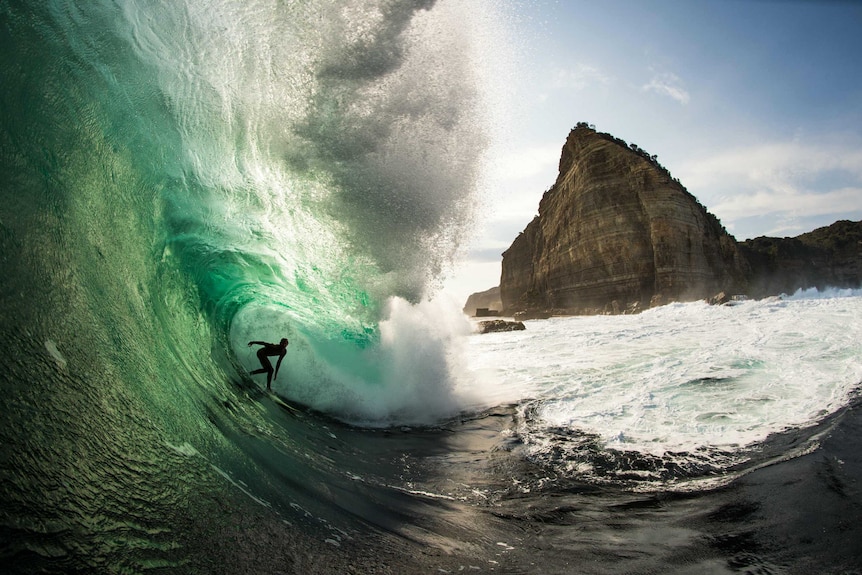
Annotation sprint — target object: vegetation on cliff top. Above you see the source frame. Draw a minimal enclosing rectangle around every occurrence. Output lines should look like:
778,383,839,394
798,220,862,253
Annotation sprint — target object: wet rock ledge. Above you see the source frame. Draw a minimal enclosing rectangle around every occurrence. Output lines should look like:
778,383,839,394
478,319,526,334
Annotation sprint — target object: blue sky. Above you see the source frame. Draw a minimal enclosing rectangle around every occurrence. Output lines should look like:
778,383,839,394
443,0,862,302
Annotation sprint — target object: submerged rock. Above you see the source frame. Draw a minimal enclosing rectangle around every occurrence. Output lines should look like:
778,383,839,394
707,292,730,306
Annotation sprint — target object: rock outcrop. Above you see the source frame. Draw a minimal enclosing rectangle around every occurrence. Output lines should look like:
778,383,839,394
463,286,502,316
499,125,749,315
477,319,526,334
469,124,862,317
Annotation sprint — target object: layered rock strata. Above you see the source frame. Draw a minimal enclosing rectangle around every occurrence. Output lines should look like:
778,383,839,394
500,126,749,314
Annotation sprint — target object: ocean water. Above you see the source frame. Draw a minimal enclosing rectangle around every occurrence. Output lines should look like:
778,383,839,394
1,1,861,574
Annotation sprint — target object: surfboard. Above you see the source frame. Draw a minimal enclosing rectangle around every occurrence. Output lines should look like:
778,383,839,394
266,391,303,414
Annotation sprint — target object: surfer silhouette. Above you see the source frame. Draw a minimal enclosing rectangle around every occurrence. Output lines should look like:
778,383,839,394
247,338,288,391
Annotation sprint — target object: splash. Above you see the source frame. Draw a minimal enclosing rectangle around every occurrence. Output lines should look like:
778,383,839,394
464,291,862,486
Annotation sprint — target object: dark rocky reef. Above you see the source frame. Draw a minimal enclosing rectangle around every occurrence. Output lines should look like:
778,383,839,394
477,319,526,334
470,125,862,317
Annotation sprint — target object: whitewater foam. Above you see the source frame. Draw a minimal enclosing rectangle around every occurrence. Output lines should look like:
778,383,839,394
463,289,862,461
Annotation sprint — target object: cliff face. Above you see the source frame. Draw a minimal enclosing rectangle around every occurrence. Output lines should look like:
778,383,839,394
740,220,862,297
500,126,749,313
462,285,502,316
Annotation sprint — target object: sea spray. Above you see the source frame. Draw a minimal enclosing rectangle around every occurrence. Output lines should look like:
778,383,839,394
114,0,514,421
136,0,496,302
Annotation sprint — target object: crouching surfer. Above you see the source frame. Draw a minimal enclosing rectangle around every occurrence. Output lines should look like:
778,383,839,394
247,338,288,391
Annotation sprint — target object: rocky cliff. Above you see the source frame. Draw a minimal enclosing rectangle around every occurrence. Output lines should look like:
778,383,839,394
462,285,502,316
740,220,862,297
499,125,749,314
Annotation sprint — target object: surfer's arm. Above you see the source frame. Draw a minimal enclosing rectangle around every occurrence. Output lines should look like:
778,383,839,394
274,353,285,378
248,340,265,347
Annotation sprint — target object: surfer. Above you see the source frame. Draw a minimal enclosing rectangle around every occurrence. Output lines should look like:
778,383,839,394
247,338,289,390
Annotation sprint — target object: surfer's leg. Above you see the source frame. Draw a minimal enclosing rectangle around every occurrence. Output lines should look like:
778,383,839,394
254,349,274,388
253,350,272,373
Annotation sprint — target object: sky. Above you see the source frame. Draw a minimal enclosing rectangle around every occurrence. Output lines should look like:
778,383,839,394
441,0,862,305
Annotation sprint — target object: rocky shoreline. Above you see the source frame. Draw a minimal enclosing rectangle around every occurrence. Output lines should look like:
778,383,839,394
472,291,747,327
476,319,526,334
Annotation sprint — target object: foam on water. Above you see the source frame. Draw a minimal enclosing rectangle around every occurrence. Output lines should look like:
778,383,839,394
463,289,862,463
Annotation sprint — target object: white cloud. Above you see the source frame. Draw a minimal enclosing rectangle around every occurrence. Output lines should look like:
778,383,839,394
641,72,690,105
679,142,862,185
712,186,862,222
493,143,561,181
676,140,862,234
551,63,610,91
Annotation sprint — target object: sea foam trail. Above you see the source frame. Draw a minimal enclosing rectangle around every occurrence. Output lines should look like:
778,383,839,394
464,290,862,459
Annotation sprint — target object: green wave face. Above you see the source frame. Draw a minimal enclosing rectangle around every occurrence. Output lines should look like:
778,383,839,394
0,0,495,423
